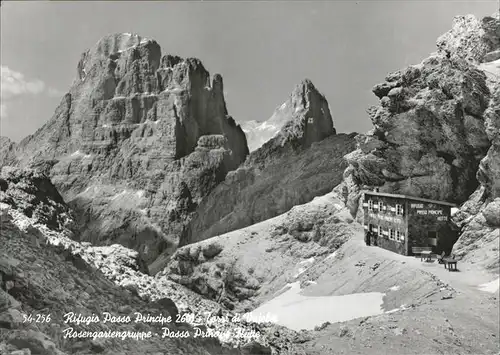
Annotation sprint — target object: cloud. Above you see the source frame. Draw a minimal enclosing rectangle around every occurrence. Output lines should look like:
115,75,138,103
1,66,45,98
1,65,65,119
47,87,66,98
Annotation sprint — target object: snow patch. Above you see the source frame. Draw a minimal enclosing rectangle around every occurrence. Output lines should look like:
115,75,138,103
136,190,145,198
163,87,183,94
385,304,408,314
478,278,500,293
71,150,82,157
299,257,315,265
293,268,307,278
293,257,315,278
389,285,400,291
111,190,127,201
250,282,385,331
411,63,424,70
326,251,338,260
257,121,278,131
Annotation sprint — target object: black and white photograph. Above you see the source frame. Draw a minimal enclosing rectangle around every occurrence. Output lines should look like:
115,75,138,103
0,1,499,354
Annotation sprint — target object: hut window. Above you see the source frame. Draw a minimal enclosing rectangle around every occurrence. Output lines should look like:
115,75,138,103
368,200,373,211
379,201,384,211
389,229,395,240
378,226,383,236
396,204,404,215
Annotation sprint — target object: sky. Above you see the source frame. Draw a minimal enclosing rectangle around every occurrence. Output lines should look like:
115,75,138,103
0,0,498,142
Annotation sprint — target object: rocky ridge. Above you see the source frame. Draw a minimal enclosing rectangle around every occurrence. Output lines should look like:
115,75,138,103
0,169,246,355
178,80,354,248
1,33,249,273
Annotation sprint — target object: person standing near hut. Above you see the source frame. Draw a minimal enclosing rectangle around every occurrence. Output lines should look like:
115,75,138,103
365,231,371,246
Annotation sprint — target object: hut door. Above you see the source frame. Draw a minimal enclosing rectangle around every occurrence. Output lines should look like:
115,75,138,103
427,231,438,247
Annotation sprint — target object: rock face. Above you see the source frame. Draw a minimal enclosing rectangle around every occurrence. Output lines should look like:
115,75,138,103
179,80,353,248
341,14,500,219
339,13,499,269
0,137,16,167
437,14,500,271
241,79,335,152
1,33,248,271
452,79,500,270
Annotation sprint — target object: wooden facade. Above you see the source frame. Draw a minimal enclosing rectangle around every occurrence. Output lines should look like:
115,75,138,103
361,190,458,256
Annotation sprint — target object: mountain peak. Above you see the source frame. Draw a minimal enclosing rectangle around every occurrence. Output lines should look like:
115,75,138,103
5,34,249,272
297,78,315,89
88,33,154,61
241,79,335,152
436,13,500,63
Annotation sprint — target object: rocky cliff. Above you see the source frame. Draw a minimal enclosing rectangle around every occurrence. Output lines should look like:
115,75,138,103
340,14,499,212
1,33,249,271
339,13,500,269
177,80,355,250
452,58,500,270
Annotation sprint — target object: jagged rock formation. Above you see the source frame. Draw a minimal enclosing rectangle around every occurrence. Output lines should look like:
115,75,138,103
436,13,500,64
241,79,334,152
1,33,248,272
341,13,499,219
178,80,355,249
